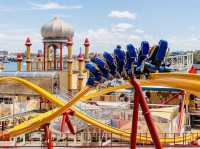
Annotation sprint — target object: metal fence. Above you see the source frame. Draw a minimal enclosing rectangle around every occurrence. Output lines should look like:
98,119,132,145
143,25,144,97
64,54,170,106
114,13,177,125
1,132,200,148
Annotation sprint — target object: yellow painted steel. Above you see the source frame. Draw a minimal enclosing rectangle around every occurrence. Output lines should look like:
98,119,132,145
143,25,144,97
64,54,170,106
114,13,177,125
67,43,73,90
26,46,31,72
84,46,89,61
1,73,200,143
5,87,90,138
0,77,89,139
141,73,200,97
17,62,22,72
47,47,51,70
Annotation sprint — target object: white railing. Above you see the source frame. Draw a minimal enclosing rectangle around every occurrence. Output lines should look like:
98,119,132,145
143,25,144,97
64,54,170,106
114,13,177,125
166,52,193,71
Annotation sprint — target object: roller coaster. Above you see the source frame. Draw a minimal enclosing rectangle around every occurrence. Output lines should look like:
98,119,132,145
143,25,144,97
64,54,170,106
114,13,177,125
0,40,200,149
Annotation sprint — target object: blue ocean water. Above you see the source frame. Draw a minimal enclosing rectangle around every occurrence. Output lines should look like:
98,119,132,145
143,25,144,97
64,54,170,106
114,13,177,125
3,62,200,74
3,62,26,71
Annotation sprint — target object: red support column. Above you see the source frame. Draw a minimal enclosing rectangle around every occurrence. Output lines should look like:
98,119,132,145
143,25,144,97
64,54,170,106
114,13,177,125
60,110,75,136
65,114,75,135
48,130,53,149
43,124,53,149
130,79,163,149
60,114,66,136
37,51,41,71
60,43,63,71
177,91,186,132
54,47,56,71
130,90,139,149
43,43,46,71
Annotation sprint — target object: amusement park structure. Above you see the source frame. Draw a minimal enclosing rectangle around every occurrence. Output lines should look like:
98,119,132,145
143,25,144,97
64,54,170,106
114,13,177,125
0,17,200,149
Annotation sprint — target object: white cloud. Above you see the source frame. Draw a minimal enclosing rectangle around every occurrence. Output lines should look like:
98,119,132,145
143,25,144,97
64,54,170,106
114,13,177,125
135,28,144,34
112,23,133,32
0,2,82,12
0,28,42,52
129,35,140,40
30,2,82,10
188,26,196,31
0,6,14,12
189,37,199,41
108,10,136,20
0,33,6,38
86,28,115,44
166,35,200,50
75,27,142,53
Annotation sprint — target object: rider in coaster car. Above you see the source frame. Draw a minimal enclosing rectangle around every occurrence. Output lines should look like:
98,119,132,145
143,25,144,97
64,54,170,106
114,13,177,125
126,44,137,77
85,63,103,86
103,52,117,78
144,40,170,73
136,41,149,74
148,45,159,65
114,46,126,78
86,40,173,87
92,57,111,80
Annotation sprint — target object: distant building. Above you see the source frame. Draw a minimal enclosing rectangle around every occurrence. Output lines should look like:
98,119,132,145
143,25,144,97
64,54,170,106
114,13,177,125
0,50,8,57
167,51,193,71
0,50,9,62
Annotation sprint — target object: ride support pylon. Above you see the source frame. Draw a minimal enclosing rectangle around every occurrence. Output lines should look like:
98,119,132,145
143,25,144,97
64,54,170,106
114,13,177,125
130,78,163,149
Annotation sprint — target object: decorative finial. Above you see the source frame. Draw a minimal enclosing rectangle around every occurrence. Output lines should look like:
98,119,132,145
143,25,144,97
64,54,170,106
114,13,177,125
17,52,22,61
37,51,41,58
84,38,90,47
17,52,22,58
25,37,32,46
66,37,73,46
54,16,59,20
78,47,84,60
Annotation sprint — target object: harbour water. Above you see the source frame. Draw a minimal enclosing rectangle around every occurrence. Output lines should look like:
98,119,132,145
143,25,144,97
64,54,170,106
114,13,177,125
3,62,26,71
3,62,200,73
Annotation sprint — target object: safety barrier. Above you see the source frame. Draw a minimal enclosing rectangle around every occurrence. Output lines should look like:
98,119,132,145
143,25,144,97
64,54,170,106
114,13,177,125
1,132,200,148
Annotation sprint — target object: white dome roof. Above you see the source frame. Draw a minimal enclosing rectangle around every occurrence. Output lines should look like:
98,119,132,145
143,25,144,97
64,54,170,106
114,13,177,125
41,17,74,39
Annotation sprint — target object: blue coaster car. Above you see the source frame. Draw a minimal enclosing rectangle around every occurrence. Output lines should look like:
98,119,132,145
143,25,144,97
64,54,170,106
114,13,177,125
144,62,175,73
114,47,126,76
136,41,149,73
154,40,168,68
126,44,137,76
86,39,173,86
103,52,117,77
93,57,110,79
85,63,102,82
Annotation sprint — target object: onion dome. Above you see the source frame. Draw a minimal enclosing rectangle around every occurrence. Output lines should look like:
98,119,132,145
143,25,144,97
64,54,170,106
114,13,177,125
41,17,74,39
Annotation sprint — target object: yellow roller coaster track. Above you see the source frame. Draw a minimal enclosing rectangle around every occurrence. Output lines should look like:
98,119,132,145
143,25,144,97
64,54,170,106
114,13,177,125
1,73,200,143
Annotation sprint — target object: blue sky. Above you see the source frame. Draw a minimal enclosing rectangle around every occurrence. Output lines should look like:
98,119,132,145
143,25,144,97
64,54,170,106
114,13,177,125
0,0,200,54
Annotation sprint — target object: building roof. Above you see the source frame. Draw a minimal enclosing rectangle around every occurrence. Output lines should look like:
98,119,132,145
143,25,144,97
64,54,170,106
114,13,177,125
41,17,74,40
